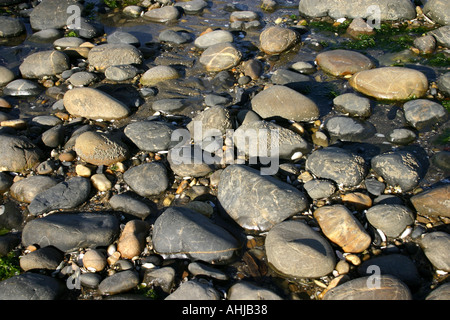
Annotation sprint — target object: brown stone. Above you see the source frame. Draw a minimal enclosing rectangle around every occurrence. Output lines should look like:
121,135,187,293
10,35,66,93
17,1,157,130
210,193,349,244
83,249,107,272
341,192,373,210
259,26,298,55
117,220,150,259
411,184,450,218
313,204,371,253
199,42,241,72
315,49,374,77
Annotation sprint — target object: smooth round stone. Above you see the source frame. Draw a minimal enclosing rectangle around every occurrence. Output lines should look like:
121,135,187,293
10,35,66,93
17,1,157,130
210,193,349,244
29,0,83,31
323,275,412,300
123,5,143,18
386,128,417,145
371,150,422,192
186,106,233,140
419,232,450,272
22,212,120,253
366,204,415,238
107,31,140,47
152,98,185,112
291,61,316,74
269,68,311,89
152,207,239,263
79,273,102,289
413,35,436,54
304,179,336,199
140,65,180,86
63,87,130,121
325,115,375,142
3,79,42,96
358,254,421,288
105,65,138,81
0,16,25,38
158,29,192,44
411,184,450,218
124,120,176,152
346,17,375,39
27,176,91,216
88,44,143,71
426,283,450,300
83,249,107,272
424,0,450,26
305,147,366,187
218,165,309,232
314,204,371,253
194,29,233,49
98,270,140,295
123,162,169,197
0,273,65,300
403,99,448,130
233,120,311,160
250,85,319,122
142,266,176,293
68,71,97,87
316,50,374,77
199,42,241,72
31,115,62,127
298,0,416,21
19,50,70,79
53,37,84,49
168,144,215,178
74,131,129,166
175,0,208,14
109,193,153,219
333,93,371,118
91,173,112,192
143,6,181,23
0,66,15,86
349,67,429,101
10,175,59,203
165,279,221,300
227,281,283,300
19,246,64,272
259,26,298,55
265,220,336,278
0,135,42,172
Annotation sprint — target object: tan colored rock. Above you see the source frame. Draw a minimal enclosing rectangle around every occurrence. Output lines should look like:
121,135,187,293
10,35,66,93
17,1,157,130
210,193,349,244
411,184,450,218
83,249,107,272
259,26,298,55
63,87,130,121
74,131,129,166
199,42,242,72
314,204,371,253
315,49,374,77
341,192,372,210
91,173,112,192
117,220,150,259
140,65,180,86
349,67,428,101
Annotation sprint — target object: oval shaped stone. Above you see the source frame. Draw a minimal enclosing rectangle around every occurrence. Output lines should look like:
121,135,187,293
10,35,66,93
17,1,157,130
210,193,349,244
259,26,298,55
0,135,42,173
314,204,371,253
123,162,169,197
403,99,448,130
63,87,130,121
316,49,374,76
22,212,120,253
143,6,181,23
250,85,319,122
87,43,143,71
199,42,242,72
152,207,239,263
305,147,367,187
74,131,129,166
410,184,450,218
140,65,180,86
98,270,140,295
3,79,43,96
322,275,412,300
20,50,70,79
0,273,65,300
349,67,428,101
366,204,415,238
124,121,176,153
419,231,450,272
218,164,309,232
194,29,234,49
10,175,59,203
265,220,336,278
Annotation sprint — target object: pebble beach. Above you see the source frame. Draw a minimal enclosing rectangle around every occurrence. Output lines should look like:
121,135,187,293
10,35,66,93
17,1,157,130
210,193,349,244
0,0,449,302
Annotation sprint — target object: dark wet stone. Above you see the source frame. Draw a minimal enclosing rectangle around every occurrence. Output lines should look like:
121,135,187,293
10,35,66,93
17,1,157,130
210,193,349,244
194,29,234,49
333,93,371,118
0,16,25,38
30,0,83,31
366,204,415,238
22,212,120,253
0,172,13,194
187,261,228,280
265,220,336,278
158,29,192,44
403,99,448,130
80,273,102,289
0,273,66,300
0,233,21,257
228,281,283,300
432,151,450,172
304,179,336,199
168,144,215,178
371,150,422,192
20,50,70,79
19,246,64,272
218,165,309,232
175,0,208,14
364,177,385,196
152,206,239,263
109,193,153,220
325,115,376,142
358,254,421,287
323,275,412,300
165,279,221,300
98,270,140,295
107,31,140,47
123,162,169,198
3,79,43,96
305,147,367,187
10,175,59,204
124,120,176,152
386,128,417,145
142,266,176,293
27,177,91,216
29,29,64,43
